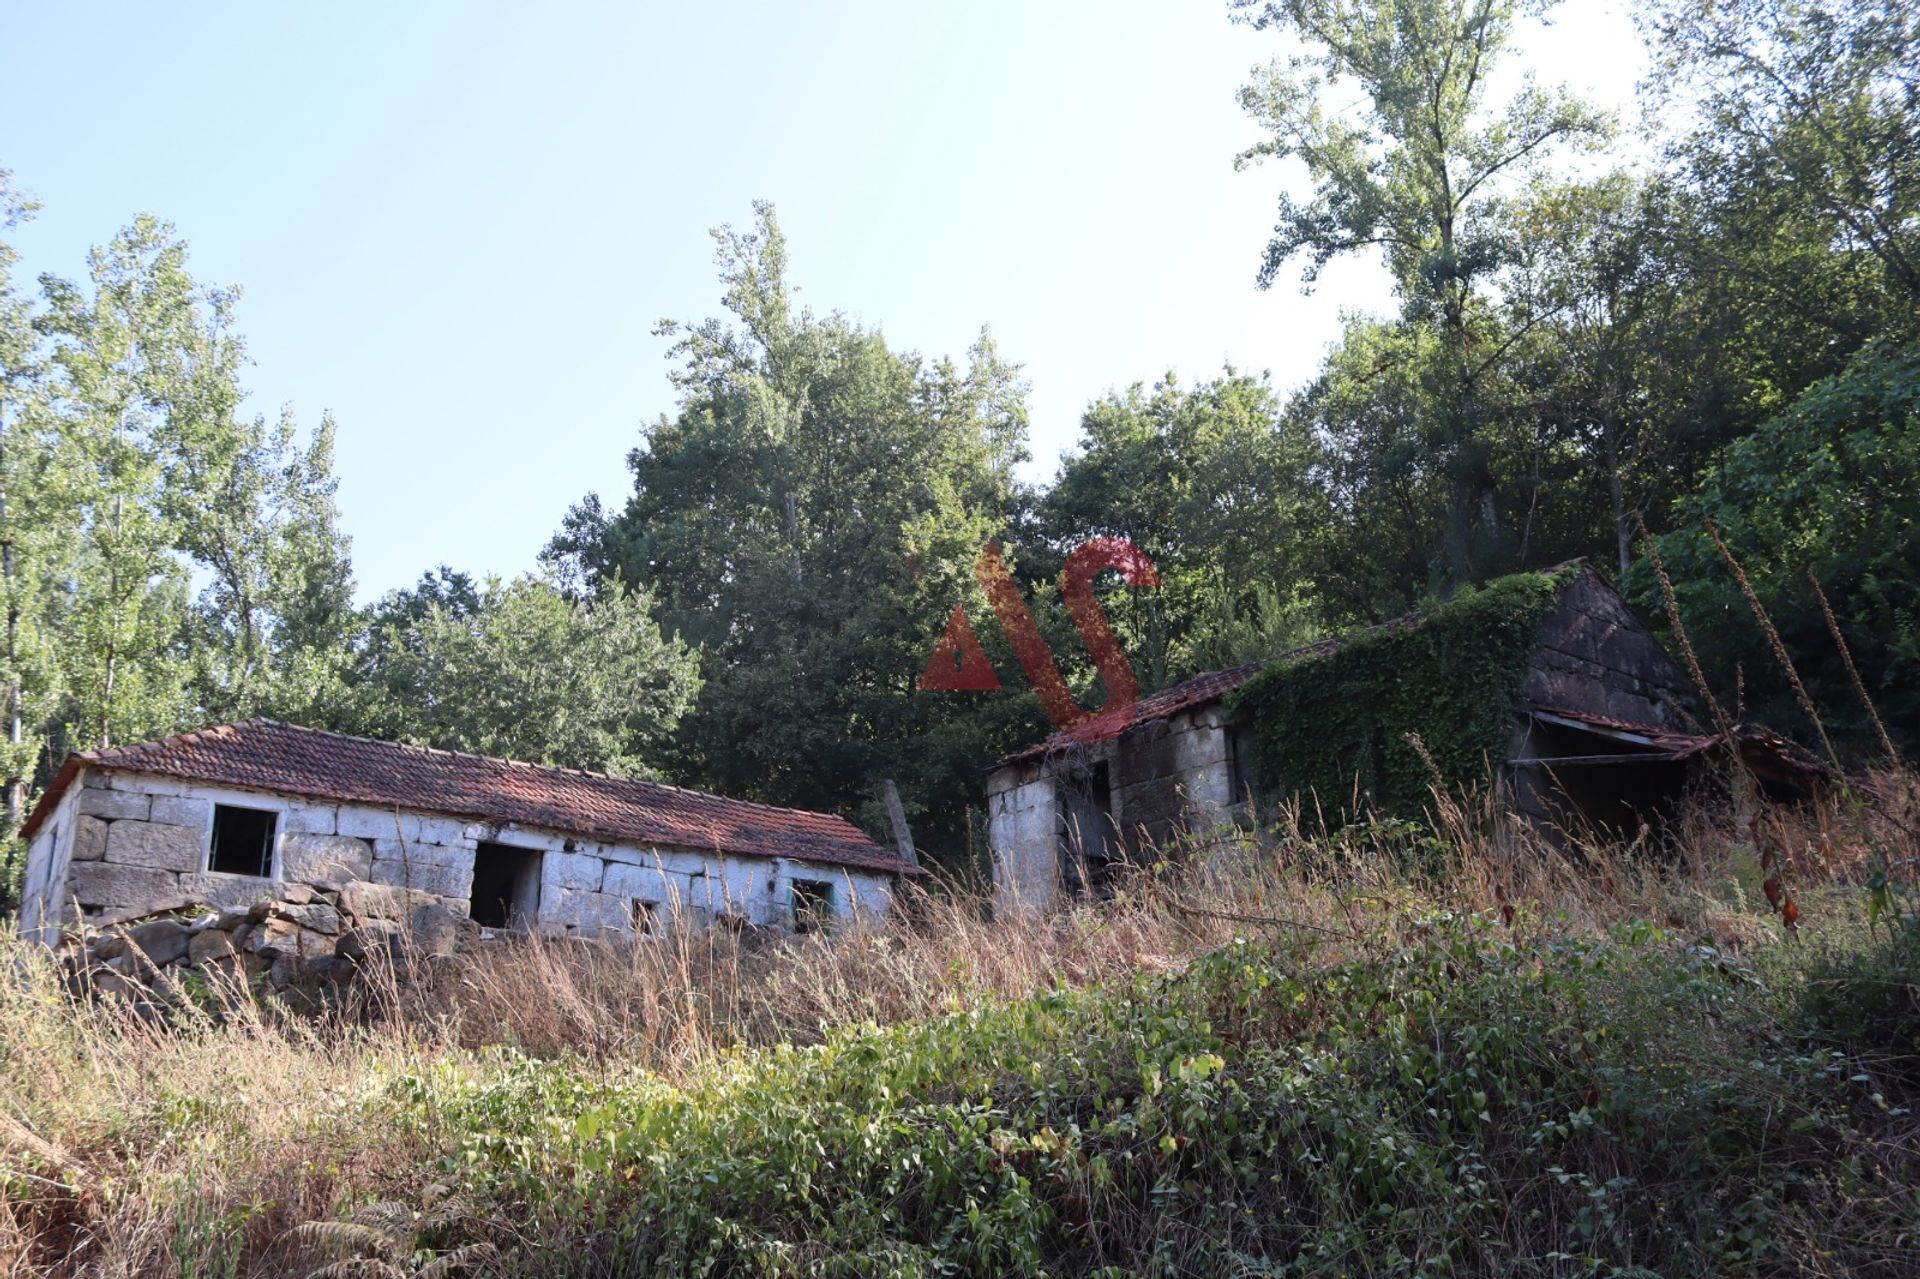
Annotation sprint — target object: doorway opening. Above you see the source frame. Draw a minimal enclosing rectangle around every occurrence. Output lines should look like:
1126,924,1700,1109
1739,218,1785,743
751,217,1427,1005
469,842,543,929
1061,760,1118,899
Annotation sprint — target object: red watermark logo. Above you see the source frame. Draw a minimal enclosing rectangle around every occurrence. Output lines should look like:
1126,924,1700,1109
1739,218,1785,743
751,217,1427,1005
919,537,1160,734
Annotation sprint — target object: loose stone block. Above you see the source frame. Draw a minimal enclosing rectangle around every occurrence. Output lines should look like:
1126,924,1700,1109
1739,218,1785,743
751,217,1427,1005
91,967,145,999
187,929,237,965
335,920,403,962
148,796,214,830
249,917,336,960
274,902,343,935
270,902,341,933
125,918,192,967
541,850,604,893
67,862,179,908
281,833,373,884
77,789,150,821
71,815,109,862
370,858,473,899
402,902,466,956
105,820,205,872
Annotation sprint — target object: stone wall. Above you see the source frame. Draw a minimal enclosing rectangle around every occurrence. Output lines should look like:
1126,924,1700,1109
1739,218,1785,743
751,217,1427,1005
1520,570,1697,727
1108,706,1235,851
21,767,896,944
69,880,474,1005
987,765,1059,917
988,705,1240,915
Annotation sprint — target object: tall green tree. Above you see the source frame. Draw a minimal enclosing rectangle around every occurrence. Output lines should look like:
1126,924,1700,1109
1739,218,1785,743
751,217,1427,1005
0,173,67,842
179,405,356,727
1645,0,1920,322
1233,0,1607,581
36,218,198,751
1040,371,1321,682
352,572,700,776
34,215,358,753
1282,317,1454,620
548,203,1041,860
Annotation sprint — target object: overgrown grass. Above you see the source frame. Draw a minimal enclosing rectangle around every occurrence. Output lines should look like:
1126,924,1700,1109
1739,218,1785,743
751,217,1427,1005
2,780,1916,1277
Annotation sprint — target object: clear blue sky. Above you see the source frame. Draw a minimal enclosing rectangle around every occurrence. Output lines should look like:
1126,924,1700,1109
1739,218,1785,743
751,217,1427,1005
1,0,1643,602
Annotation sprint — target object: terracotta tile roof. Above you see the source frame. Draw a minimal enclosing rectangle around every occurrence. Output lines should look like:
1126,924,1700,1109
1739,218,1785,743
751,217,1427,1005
24,721,917,875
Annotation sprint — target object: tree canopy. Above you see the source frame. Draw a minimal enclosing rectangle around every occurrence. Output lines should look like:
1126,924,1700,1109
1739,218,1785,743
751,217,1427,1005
5,0,1918,897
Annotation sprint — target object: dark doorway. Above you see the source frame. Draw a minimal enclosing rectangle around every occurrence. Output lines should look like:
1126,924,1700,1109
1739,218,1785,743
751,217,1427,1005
1061,761,1118,899
469,842,542,929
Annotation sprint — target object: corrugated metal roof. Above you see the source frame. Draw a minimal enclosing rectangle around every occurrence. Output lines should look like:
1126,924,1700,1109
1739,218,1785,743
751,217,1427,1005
1527,705,1829,784
22,721,916,875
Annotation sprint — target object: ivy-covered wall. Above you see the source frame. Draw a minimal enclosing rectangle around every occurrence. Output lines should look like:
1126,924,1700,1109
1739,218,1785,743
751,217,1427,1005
1227,568,1575,826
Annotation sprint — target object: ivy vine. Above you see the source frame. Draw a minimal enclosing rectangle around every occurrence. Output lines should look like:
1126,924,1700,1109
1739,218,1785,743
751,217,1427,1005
1227,567,1575,827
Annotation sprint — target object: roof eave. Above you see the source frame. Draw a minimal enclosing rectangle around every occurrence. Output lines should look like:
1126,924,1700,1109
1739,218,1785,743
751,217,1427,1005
21,753,915,876
17,756,85,841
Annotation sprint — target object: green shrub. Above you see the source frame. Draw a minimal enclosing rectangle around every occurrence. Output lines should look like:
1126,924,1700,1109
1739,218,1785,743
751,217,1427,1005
1796,929,1920,1078
379,910,1914,1276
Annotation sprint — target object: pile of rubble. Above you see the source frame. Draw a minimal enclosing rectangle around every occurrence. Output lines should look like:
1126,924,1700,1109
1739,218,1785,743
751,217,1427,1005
64,880,481,1002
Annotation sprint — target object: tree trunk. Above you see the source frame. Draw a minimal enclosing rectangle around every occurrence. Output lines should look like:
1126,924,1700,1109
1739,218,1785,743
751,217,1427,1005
1605,428,1631,578
0,414,18,831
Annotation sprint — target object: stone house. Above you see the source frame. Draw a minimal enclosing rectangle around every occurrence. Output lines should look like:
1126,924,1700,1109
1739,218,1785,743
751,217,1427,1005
17,719,918,944
988,564,1822,915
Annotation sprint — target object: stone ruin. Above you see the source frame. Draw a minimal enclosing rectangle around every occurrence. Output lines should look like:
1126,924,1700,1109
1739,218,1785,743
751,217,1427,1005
59,879,480,1010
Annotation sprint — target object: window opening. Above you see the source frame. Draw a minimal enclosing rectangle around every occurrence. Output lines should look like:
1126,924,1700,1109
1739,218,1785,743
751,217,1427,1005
631,898,659,936
210,805,277,877
791,878,834,934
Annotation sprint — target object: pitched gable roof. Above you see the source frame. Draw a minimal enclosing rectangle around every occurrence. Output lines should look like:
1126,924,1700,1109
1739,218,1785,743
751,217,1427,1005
997,630,1400,766
995,564,1609,767
23,721,916,876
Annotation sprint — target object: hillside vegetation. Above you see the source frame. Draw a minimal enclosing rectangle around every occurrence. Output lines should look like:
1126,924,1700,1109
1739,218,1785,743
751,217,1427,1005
4,778,1916,1277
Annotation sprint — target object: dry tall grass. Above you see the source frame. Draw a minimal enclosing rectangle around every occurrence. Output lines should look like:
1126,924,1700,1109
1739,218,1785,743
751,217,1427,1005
0,771,1908,1277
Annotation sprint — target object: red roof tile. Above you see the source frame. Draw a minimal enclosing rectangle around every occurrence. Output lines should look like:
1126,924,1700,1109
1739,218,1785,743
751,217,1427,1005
1529,705,1828,784
24,721,916,875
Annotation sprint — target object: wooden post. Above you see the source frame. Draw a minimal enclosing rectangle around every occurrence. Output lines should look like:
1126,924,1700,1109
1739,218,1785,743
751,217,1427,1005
880,779,918,868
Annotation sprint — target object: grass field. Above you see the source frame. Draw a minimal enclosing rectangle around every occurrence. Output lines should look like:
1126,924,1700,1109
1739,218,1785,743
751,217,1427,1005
3,777,1916,1277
